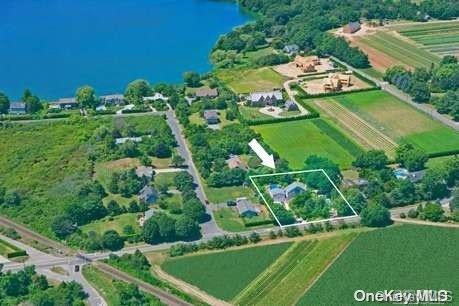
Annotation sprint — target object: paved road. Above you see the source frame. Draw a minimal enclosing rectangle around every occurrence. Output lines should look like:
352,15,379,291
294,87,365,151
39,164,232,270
331,56,459,131
165,109,224,237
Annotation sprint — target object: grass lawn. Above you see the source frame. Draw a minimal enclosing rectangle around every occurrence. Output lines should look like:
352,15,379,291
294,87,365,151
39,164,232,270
214,208,246,232
239,105,273,121
359,31,440,69
241,47,277,66
162,242,292,301
151,156,172,169
235,233,358,306
216,67,287,94
0,238,21,257
332,90,459,154
298,225,459,305
153,172,178,189
81,213,140,236
204,184,257,204
83,265,122,305
252,119,360,169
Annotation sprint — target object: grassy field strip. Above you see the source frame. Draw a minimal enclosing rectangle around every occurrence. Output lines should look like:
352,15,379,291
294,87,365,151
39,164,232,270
233,241,316,305
313,99,397,156
235,233,358,306
361,32,439,67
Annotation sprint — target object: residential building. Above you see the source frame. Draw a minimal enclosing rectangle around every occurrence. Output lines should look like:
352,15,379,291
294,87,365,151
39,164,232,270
268,184,286,203
9,102,26,114
236,197,260,218
284,100,299,111
295,55,320,73
136,166,154,179
143,92,169,102
283,44,299,55
100,94,125,105
247,91,283,107
138,208,156,226
343,21,361,34
204,110,219,124
226,154,248,170
138,185,157,204
323,73,352,92
115,137,143,145
196,87,218,98
285,181,307,200
49,97,79,110
393,168,426,183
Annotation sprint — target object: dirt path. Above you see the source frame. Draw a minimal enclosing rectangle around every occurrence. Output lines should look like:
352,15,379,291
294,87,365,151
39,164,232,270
93,262,190,306
153,265,231,306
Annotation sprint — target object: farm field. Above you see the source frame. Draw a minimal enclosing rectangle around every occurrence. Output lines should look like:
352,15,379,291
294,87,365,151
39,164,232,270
392,20,459,57
234,233,357,306
298,225,459,305
313,97,398,157
215,67,287,94
252,118,363,169
330,91,459,155
356,31,440,70
161,242,292,301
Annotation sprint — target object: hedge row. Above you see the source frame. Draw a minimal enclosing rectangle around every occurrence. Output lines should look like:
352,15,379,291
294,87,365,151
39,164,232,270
243,218,274,227
428,149,459,159
43,113,71,119
242,111,319,126
7,250,27,258
121,108,150,114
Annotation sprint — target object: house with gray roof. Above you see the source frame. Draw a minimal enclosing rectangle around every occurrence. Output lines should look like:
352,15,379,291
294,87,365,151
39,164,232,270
285,181,307,200
283,44,299,55
268,184,286,203
247,91,283,107
115,137,143,145
343,21,361,34
49,97,79,110
236,197,260,218
100,94,125,105
136,166,154,179
284,100,299,111
9,102,26,114
204,110,219,124
138,185,157,204
196,87,218,98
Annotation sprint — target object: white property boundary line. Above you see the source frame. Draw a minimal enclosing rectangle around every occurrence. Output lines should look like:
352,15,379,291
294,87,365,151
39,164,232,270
249,169,359,228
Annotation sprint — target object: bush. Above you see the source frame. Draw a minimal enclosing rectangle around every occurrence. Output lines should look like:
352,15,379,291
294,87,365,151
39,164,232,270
399,212,406,219
407,209,418,219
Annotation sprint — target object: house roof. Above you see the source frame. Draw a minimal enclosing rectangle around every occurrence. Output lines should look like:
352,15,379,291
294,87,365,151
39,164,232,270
100,94,124,100
283,44,299,52
285,181,306,194
236,197,260,214
58,97,77,103
10,102,26,109
136,166,154,178
115,137,143,145
144,208,156,220
344,21,361,32
269,184,285,197
143,92,168,101
204,110,219,120
196,87,218,98
138,185,156,198
249,91,282,102
285,100,297,109
226,154,247,170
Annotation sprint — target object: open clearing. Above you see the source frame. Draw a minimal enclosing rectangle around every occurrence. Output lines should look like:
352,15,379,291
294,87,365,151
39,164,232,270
355,30,440,70
330,91,459,155
391,20,459,57
234,233,357,306
252,118,363,169
161,242,292,301
215,67,287,94
298,225,459,305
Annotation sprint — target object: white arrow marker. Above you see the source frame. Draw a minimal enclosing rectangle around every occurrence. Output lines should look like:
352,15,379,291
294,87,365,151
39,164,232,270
249,139,275,169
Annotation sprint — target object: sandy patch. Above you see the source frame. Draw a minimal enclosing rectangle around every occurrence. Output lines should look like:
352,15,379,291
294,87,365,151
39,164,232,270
300,74,371,95
274,58,335,78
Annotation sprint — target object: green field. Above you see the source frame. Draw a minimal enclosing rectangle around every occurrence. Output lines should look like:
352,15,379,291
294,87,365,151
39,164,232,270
252,118,363,169
235,233,357,306
239,105,273,121
298,225,459,305
359,31,440,68
162,242,292,300
204,184,257,204
393,21,459,57
331,91,459,154
81,213,140,236
216,67,287,94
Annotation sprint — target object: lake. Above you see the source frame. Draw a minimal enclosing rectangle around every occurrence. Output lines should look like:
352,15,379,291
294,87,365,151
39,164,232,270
0,0,250,100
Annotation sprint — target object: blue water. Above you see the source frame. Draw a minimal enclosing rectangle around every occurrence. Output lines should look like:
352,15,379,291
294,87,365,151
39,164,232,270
0,0,250,100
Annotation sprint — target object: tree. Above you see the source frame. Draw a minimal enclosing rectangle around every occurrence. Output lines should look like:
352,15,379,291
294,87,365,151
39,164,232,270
421,202,444,222
174,172,194,192
143,218,160,244
0,92,9,114
249,232,261,243
353,150,388,170
304,155,341,194
51,215,77,238
125,79,152,105
360,202,392,227
182,198,206,222
395,144,428,171
22,89,42,114
421,168,449,200
76,85,97,109
3,190,21,206
175,215,200,240
410,81,431,103
102,230,124,251
152,213,176,241
183,71,201,87
171,154,185,167
107,200,123,216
